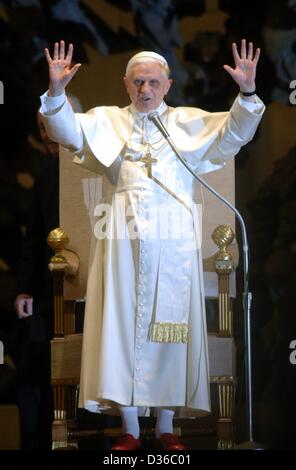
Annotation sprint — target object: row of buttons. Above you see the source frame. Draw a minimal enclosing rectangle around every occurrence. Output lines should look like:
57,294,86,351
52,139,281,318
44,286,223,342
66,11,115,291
134,224,147,384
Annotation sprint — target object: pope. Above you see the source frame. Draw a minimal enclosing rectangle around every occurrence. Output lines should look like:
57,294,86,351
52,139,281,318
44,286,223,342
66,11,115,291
40,39,264,450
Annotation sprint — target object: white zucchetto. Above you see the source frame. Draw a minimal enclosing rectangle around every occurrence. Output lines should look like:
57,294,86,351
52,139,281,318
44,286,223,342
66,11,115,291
125,51,169,76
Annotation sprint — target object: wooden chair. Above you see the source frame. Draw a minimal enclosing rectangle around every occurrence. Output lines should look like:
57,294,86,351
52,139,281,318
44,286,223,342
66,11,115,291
48,147,238,450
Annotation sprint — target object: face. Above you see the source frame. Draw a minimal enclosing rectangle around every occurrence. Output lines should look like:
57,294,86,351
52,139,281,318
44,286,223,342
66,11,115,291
123,62,173,112
37,112,59,157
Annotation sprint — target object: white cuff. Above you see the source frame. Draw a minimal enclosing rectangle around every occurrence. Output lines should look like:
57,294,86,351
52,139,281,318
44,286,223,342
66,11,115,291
40,90,66,115
238,95,264,113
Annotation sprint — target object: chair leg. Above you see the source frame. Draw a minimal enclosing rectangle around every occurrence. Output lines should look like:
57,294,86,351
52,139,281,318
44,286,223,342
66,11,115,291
215,377,236,449
52,384,79,450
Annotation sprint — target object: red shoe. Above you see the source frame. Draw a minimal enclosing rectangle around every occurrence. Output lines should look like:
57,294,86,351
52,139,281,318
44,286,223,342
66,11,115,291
111,433,141,450
158,433,189,451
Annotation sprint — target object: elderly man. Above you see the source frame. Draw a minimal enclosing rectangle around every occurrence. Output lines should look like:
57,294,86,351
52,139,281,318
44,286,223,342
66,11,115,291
40,40,264,450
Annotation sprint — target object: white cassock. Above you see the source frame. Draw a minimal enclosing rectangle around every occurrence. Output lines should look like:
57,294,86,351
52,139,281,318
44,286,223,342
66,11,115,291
40,93,264,417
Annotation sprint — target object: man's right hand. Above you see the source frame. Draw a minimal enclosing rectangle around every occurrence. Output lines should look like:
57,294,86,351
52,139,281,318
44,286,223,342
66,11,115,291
15,294,33,319
45,40,81,97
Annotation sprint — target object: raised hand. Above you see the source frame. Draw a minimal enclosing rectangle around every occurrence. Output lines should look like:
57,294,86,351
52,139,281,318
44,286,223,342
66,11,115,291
45,40,81,96
223,39,260,93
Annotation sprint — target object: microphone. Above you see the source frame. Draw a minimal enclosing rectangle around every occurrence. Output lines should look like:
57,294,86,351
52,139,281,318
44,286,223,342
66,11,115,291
148,111,170,138
147,112,247,252
147,110,249,295
148,108,256,447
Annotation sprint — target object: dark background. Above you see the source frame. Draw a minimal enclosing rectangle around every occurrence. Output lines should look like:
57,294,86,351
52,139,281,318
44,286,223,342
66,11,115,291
0,0,295,450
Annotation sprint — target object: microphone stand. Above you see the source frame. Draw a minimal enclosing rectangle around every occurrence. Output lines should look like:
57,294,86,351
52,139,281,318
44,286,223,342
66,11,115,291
148,113,263,449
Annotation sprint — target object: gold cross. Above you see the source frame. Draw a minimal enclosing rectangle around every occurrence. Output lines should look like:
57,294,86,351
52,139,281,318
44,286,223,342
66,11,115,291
140,150,157,178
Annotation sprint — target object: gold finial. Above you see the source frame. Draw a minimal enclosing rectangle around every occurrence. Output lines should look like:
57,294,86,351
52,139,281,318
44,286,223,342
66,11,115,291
47,228,69,264
212,225,234,262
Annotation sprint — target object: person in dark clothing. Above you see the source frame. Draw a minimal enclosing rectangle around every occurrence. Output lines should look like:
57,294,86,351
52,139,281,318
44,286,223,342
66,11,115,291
14,112,59,450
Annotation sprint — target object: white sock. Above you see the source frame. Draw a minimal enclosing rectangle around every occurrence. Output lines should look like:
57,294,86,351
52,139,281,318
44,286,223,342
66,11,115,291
155,408,175,438
119,406,140,439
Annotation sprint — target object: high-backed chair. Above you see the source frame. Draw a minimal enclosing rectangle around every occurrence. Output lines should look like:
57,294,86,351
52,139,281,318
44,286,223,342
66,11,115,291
49,147,238,450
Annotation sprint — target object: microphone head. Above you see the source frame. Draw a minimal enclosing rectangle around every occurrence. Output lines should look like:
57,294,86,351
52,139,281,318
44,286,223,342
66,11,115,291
148,111,159,121
147,111,169,138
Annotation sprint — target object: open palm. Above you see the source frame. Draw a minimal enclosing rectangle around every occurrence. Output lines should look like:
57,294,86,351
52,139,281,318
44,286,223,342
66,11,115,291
45,40,81,96
223,39,260,92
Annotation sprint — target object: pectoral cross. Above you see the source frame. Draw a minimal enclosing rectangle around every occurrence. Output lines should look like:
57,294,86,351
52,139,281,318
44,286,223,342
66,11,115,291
140,150,157,178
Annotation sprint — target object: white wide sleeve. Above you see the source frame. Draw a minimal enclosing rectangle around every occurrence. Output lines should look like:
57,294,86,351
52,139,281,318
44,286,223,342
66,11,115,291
203,95,265,166
172,95,265,175
39,91,84,151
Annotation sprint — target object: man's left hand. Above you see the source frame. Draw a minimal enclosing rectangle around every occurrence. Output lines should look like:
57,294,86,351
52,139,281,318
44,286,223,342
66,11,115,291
223,39,260,93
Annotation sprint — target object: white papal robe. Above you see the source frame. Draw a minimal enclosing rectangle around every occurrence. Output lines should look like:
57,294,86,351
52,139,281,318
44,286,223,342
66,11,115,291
40,93,264,416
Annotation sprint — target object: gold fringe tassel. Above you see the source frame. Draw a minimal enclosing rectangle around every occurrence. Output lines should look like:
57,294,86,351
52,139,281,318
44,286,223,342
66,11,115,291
148,322,188,343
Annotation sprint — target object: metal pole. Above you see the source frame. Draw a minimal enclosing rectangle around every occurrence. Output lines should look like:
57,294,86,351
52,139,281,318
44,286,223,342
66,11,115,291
150,125,263,449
